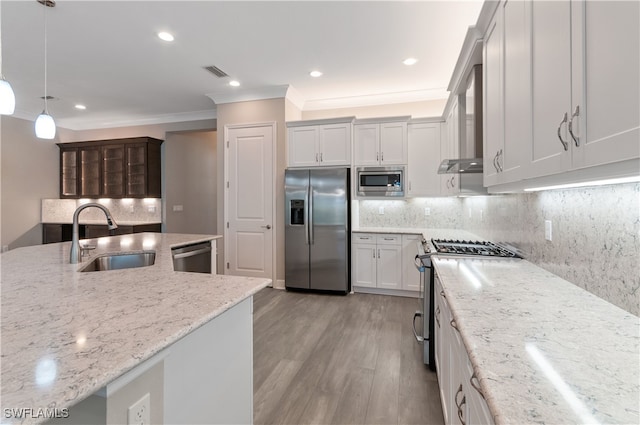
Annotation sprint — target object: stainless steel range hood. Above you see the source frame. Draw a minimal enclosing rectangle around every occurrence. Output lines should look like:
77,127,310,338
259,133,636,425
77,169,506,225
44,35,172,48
438,158,483,174
438,64,483,175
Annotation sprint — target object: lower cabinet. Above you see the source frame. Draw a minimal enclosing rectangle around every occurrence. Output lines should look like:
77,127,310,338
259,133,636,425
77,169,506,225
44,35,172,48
352,233,402,290
352,232,422,295
435,273,494,425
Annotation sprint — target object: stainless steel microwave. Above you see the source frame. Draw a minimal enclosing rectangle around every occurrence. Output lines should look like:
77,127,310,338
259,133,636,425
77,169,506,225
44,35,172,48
356,166,405,197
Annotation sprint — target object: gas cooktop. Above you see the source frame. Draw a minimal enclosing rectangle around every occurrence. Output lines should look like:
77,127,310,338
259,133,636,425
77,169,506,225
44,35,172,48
431,239,521,258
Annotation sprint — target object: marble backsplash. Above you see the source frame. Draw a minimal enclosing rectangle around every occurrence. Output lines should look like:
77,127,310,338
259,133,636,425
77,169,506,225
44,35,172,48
42,198,162,224
358,182,640,316
358,197,463,228
462,182,640,316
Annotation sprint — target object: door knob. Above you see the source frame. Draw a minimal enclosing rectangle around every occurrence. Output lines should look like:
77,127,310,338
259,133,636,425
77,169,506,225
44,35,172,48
261,225,272,230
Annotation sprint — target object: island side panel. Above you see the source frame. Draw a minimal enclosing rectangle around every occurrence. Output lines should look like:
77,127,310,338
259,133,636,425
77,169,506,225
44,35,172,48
163,297,253,424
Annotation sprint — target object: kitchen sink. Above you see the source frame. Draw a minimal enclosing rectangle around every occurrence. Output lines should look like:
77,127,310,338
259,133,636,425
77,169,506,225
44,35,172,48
80,252,156,272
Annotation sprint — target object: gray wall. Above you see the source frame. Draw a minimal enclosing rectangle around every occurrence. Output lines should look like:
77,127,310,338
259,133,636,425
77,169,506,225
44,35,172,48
164,131,217,235
1,116,59,249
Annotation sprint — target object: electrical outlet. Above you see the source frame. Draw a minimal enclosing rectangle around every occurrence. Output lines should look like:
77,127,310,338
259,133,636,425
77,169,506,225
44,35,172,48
147,205,156,213
424,207,431,216
378,206,384,215
173,205,183,212
545,220,553,241
128,393,150,425
129,205,135,213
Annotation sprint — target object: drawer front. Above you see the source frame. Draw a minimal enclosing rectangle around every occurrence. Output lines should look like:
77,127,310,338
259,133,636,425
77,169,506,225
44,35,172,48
353,233,376,243
376,234,401,245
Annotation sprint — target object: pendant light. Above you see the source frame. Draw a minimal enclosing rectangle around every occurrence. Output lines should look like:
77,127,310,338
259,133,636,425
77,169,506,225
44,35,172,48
35,0,56,139
0,1,16,115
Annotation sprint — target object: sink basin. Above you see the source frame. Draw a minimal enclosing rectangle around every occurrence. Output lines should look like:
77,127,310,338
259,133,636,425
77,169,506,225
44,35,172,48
80,252,156,272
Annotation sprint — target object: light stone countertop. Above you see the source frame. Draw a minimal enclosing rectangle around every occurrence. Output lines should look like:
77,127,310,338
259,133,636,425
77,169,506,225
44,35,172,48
0,233,271,422
432,256,640,425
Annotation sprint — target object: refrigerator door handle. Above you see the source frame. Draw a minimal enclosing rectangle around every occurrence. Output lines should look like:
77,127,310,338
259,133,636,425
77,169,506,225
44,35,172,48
304,185,310,245
309,185,314,244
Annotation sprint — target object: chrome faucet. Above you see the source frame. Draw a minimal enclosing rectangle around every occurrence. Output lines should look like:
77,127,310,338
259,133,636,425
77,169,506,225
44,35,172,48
70,203,118,264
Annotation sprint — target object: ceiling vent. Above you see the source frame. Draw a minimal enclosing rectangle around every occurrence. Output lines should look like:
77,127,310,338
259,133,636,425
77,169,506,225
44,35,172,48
203,66,229,78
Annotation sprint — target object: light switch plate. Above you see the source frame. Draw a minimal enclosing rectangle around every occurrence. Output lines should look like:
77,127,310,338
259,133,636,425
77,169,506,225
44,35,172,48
424,207,431,216
173,205,183,212
378,206,384,215
545,220,553,241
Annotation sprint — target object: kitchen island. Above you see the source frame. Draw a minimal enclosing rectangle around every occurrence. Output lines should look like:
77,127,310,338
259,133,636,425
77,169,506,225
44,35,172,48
1,233,271,424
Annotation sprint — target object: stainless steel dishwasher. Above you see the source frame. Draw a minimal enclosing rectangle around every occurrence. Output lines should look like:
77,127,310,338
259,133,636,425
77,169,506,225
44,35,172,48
172,241,212,273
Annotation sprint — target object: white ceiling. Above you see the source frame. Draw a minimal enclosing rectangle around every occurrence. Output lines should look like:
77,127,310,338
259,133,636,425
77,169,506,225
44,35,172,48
1,0,483,130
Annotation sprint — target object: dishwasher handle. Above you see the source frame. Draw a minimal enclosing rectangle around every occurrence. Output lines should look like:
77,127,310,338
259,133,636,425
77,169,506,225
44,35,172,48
172,246,211,260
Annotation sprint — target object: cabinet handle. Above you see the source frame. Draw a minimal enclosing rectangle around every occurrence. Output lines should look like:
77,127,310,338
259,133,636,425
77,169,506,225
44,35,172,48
568,105,580,147
557,112,569,151
470,371,486,400
440,290,446,298
376,152,379,162
381,152,384,162
497,149,504,172
320,152,323,162
315,153,319,162
409,181,412,191
450,319,459,332
435,306,441,328
454,384,463,408
383,237,395,241
446,179,451,189
360,237,370,240
373,249,375,258
493,150,500,172
457,395,467,425
377,249,380,259
450,176,455,188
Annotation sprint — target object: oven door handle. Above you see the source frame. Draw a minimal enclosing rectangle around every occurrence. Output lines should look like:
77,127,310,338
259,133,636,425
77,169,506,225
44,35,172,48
414,255,425,272
412,311,424,343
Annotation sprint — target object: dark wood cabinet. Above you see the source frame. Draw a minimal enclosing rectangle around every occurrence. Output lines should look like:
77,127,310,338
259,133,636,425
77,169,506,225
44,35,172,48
58,137,163,199
43,223,161,244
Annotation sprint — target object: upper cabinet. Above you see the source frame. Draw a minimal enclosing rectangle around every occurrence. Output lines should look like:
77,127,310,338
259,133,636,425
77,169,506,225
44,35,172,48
58,137,163,199
484,0,639,190
407,121,442,197
354,117,409,166
483,0,530,187
287,117,354,168
441,100,461,196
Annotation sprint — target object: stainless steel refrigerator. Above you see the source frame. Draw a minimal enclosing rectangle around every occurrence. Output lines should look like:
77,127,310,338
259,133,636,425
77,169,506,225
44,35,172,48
285,168,350,293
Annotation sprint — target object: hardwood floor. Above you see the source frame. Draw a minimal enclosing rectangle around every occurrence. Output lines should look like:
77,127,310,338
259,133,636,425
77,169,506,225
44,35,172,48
253,288,444,425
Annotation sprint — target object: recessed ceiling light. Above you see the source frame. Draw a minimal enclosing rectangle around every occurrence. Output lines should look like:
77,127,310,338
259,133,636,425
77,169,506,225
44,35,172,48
229,80,240,87
157,32,174,42
309,70,323,78
403,57,418,66
74,104,86,110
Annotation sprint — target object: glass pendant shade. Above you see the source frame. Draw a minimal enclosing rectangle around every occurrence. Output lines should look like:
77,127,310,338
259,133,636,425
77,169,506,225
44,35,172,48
35,111,56,139
0,78,16,115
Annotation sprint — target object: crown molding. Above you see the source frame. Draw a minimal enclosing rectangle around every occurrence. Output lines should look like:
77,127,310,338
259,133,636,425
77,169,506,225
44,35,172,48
206,85,290,105
303,88,449,111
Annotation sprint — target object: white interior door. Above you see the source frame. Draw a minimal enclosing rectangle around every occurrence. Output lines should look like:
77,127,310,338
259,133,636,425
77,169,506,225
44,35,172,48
226,124,274,279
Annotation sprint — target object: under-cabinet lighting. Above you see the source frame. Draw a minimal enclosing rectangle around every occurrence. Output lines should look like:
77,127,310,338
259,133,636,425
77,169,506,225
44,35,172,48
143,198,156,204
524,176,640,192
121,198,133,205
78,198,91,205
98,198,111,205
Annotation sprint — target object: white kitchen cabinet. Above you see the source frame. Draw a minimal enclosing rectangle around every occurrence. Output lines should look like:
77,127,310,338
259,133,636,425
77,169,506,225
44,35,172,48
441,100,460,196
352,233,402,291
287,118,353,168
401,234,422,292
486,0,640,189
407,122,442,197
435,273,494,425
484,1,530,187
354,118,409,166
